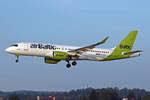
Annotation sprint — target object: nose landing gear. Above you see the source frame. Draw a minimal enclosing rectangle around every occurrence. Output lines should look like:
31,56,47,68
15,54,19,63
16,59,19,63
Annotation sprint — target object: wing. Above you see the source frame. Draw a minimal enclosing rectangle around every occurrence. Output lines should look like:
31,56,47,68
68,36,109,56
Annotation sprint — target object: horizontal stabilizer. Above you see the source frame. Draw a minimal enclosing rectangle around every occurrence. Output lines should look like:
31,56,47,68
123,50,143,55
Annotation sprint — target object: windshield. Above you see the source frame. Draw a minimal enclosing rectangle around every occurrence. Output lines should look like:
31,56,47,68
11,44,18,47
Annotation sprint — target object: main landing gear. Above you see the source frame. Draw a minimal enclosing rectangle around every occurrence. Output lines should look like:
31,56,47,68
66,60,77,68
72,61,77,66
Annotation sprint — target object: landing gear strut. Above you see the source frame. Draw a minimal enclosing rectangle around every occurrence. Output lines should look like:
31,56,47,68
66,60,71,68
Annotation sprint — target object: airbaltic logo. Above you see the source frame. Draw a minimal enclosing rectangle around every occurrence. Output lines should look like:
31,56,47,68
30,44,56,50
120,44,131,49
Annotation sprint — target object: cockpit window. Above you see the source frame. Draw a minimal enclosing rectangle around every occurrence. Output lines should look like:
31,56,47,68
11,44,18,47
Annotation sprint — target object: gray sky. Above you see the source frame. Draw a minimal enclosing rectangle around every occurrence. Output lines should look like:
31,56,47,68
0,0,150,91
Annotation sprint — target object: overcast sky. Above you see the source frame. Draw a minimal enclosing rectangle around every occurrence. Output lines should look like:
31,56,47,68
0,0,150,91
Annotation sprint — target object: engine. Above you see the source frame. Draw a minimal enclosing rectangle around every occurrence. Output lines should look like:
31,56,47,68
44,57,60,64
44,51,69,64
48,51,69,60
45,51,72,64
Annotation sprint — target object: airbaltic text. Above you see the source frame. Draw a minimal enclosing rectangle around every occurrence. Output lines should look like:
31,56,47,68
30,44,56,50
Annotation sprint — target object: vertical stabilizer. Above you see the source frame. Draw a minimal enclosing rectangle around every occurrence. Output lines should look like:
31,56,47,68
113,30,138,55
104,30,138,60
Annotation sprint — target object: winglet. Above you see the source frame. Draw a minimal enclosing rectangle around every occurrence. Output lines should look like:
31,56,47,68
100,36,109,44
92,36,109,47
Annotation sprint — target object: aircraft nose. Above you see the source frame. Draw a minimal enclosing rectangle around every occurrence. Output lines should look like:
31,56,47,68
5,47,11,53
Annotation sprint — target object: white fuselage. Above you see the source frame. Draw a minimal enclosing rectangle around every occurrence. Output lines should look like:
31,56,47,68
6,43,113,61
5,31,142,68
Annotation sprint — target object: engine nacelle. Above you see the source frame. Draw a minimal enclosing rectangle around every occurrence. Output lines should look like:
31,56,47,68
48,51,68,60
44,57,60,64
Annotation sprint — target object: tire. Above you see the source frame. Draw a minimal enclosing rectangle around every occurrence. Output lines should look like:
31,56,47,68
16,60,19,63
72,61,77,66
66,63,71,68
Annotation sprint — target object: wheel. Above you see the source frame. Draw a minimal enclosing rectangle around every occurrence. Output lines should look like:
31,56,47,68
72,61,77,66
16,59,19,63
16,55,19,63
66,63,71,68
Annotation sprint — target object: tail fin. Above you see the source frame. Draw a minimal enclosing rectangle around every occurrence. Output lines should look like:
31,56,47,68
112,30,138,55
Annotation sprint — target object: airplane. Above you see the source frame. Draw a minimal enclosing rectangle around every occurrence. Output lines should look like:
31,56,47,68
5,30,142,68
